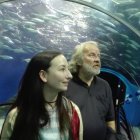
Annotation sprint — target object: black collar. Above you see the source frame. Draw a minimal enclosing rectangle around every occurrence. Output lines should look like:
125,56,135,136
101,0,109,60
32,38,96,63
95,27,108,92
72,73,97,88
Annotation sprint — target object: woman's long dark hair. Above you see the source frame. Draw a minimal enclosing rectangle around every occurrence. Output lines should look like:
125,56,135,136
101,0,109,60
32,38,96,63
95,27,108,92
5,51,72,140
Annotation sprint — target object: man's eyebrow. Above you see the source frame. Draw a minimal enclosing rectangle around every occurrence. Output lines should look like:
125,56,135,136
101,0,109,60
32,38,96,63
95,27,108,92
90,52,100,54
88,52,96,55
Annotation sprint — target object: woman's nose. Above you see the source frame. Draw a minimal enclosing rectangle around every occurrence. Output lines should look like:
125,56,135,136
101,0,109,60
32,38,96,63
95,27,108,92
66,69,73,79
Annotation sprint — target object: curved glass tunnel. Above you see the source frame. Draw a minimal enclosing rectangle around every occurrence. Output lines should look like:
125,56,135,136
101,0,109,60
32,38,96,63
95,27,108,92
0,0,140,138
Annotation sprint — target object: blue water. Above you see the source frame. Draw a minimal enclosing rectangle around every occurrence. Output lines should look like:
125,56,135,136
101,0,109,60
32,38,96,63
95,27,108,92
0,0,140,126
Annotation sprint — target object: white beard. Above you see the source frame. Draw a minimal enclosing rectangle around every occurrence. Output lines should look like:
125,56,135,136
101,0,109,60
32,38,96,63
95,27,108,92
82,63,101,76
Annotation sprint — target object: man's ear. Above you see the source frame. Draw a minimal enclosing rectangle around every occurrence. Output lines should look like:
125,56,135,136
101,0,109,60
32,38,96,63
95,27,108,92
77,59,82,66
77,62,81,66
39,70,47,82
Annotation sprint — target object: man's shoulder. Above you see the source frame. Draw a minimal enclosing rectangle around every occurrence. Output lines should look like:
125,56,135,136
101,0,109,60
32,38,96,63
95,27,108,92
68,78,79,87
68,76,110,87
96,76,109,86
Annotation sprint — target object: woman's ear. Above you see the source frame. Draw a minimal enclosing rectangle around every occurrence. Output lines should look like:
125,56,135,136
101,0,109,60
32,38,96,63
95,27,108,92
39,70,47,82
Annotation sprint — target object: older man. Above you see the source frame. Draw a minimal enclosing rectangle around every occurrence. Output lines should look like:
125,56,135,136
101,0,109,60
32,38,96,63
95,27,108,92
66,41,115,140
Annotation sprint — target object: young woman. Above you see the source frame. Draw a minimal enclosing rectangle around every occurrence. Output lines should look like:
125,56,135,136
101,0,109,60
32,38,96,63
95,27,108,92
0,51,83,140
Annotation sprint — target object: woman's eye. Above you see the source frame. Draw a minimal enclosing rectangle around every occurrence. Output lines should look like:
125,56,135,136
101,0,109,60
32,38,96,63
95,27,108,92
60,68,65,71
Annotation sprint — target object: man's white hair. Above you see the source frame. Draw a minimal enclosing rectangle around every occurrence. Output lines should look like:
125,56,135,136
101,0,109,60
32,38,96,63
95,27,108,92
69,41,98,73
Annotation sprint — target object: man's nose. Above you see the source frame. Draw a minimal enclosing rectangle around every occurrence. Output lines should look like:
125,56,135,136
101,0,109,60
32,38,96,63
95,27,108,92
94,56,100,62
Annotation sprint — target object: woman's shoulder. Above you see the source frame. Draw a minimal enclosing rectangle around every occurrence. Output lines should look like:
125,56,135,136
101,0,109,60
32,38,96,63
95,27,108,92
1,107,18,138
62,96,80,115
62,96,74,107
8,107,18,117
6,107,18,124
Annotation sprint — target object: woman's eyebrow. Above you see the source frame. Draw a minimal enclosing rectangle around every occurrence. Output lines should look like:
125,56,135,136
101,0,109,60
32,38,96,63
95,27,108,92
58,64,69,68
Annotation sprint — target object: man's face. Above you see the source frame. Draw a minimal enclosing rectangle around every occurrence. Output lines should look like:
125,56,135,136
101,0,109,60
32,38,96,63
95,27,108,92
81,44,101,76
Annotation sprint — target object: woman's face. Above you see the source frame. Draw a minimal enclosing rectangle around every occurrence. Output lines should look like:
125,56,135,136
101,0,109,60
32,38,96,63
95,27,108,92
46,54,72,92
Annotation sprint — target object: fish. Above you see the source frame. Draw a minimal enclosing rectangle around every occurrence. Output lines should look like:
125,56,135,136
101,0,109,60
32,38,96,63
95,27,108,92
129,40,140,48
24,27,39,34
23,58,31,63
119,34,129,40
112,0,135,5
0,1,14,7
125,61,136,69
8,11,21,19
0,55,14,60
103,26,119,34
124,8,139,15
23,21,36,26
128,44,139,51
125,49,132,54
0,44,11,50
1,36,14,45
124,54,132,59
135,89,140,101
125,94,133,104
13,39,22,44
0,19,15,24
12,48,26,54
31,18,44,23
128,12,140,20
97,17,116,28
115,13,125,19
43,16,63,24
99,44,109,51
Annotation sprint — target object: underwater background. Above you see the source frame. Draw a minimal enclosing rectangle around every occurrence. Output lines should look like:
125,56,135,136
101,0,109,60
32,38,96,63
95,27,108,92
0,0,140,138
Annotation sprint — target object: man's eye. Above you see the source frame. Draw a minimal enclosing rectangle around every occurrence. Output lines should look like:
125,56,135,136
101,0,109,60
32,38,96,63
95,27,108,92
89,54,94,57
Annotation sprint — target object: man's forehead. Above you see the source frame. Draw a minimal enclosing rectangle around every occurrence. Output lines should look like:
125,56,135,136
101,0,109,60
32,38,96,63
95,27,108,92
83,44,99,53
